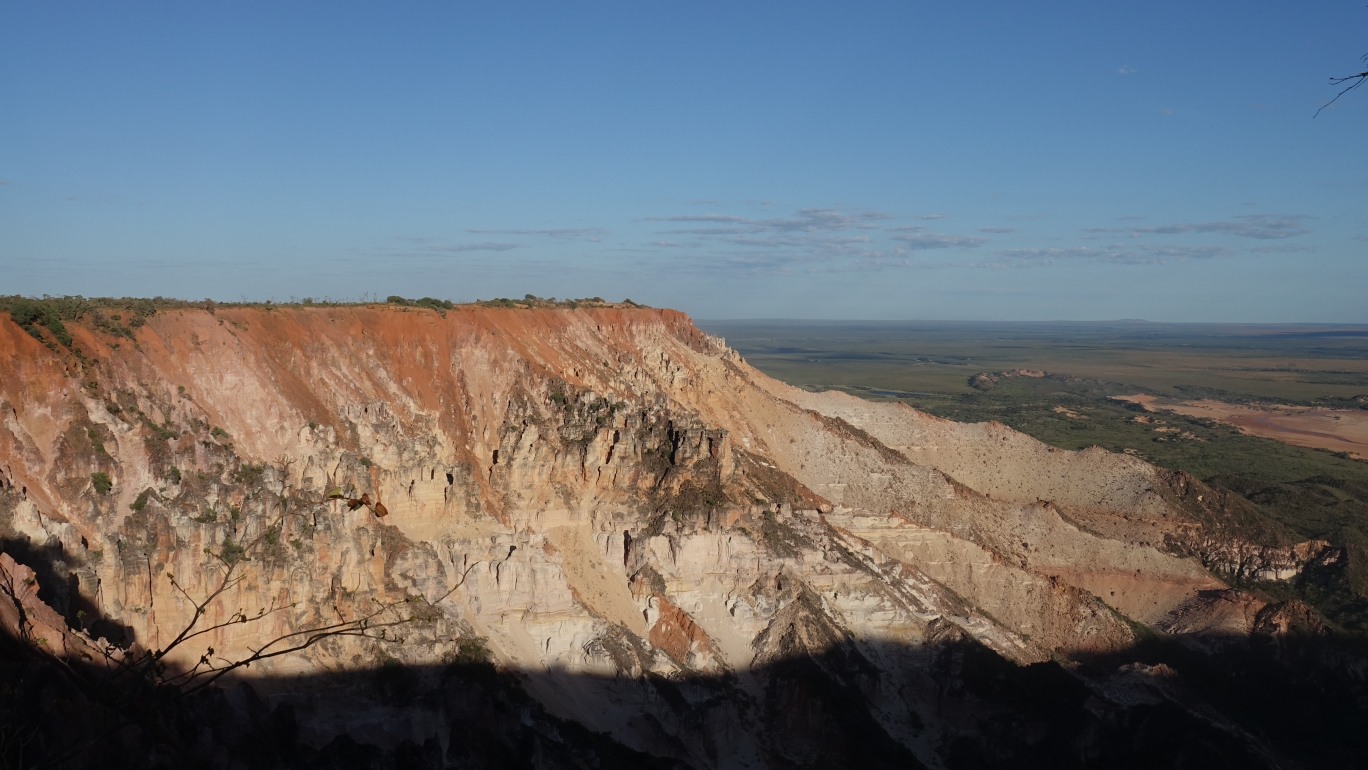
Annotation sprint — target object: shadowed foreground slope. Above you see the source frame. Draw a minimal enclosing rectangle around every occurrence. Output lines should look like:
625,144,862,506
4,558,1365,770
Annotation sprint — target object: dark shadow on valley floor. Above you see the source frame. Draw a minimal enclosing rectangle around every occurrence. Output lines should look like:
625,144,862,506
3,579,1368,770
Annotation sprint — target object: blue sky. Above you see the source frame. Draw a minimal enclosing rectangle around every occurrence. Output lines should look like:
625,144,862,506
3,1,1366,321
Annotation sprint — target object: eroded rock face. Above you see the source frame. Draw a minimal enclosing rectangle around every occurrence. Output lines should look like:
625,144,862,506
0,306,1335,768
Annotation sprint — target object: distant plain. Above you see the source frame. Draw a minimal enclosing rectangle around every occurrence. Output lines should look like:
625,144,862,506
697,320,1368,403
695,320,1368,478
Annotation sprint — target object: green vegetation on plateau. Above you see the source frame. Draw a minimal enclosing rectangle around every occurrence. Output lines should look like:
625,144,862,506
895,374,1368,487
0,294,647,354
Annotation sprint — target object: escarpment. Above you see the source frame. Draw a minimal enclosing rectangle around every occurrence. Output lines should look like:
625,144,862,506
0,305,1358,769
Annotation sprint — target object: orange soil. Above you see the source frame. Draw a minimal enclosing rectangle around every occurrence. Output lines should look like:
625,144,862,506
1115,395,1368,458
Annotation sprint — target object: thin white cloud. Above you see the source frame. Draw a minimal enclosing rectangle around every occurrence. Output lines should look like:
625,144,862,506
1084,214,1309,240
628,201,1311,279
1139,244,1230,259
720,234,873,250
1117,66,1138,75
468,227,607,241
635,205,905,276
995,243,1231,265
649,214,748,225
891,232,989,250
999,247,1109,261
645,207,892,234
392,236,520,252
632,203,1283,277
657,227,755,236
429,242,521,253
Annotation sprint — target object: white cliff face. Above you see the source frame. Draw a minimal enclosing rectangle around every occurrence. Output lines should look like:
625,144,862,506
0,305,1312,767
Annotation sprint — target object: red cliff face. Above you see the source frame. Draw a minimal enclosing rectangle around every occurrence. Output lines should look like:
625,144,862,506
0,304,1319,767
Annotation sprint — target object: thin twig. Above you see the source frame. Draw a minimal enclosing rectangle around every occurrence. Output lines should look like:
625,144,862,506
17,482,486,769
1315,53,1368,118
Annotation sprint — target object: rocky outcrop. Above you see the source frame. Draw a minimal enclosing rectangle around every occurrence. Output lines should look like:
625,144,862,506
0,304,1357,768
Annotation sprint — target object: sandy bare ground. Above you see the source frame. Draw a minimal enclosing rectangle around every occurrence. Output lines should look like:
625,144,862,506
1115,395,1368,459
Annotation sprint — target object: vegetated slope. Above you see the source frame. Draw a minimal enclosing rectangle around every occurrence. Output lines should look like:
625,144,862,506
0,303,1363,769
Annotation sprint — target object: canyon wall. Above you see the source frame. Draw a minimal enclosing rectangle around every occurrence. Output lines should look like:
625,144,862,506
0,305,1334,768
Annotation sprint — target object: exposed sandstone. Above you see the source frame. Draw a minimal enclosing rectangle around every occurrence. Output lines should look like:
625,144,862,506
0,305,1323,767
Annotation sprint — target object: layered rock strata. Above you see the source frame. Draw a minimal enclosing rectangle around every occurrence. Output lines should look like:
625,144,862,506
0,305,1338,768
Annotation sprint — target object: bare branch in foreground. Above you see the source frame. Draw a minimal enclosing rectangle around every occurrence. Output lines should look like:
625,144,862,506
8,483,486,769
